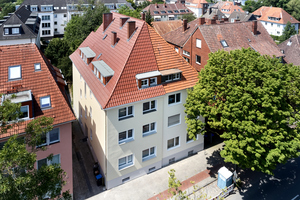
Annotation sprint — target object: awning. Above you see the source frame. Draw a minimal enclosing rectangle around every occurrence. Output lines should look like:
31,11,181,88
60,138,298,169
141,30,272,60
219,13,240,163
160,69,182,76
92,60,114,77
154,16,161,19
136,71,161,79
79,47,96,58
168,15,175,18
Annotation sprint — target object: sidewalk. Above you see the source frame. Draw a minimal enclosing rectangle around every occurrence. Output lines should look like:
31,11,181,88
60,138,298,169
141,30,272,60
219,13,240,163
87,142,234,200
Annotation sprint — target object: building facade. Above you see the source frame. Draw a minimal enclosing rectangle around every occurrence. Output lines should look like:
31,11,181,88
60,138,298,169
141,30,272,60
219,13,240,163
185,0,209,18
70,12,204,189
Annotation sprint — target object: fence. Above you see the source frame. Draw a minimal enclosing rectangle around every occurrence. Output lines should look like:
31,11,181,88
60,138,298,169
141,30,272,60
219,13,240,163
209,183,234,200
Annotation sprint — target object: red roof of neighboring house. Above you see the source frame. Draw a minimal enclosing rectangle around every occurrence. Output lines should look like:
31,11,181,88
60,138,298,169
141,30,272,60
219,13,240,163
185,0,208,9
70,12,199,109
253,6,300,24
0,44,75,138
143,3,192,16
219,1,244,15
152,20,183,36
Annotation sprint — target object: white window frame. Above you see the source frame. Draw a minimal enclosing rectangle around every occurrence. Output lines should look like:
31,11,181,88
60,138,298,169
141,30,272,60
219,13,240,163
173,73,180,80
118,106,134,120
34,63,41,71
39,128,60,147
168,114,181,127
84,82,87,98
143,100,156,114
37,154,60,170
186,133,198,143
90,89,93,99
168,93,181,105
12,28,19,34
118,129,134,144
118,154,134,170
183,50,190,57
167,136,180,150
196,39,201,48
8,65,21,80
142,122,156,137
40,96,51,109
141,79,148,88
80,89,82,99
20,105,29,119
142,147,156,162
196,55,201,65
4,28,9,35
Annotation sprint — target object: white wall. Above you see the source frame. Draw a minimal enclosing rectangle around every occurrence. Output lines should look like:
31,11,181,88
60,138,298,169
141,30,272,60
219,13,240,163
261,20,299,36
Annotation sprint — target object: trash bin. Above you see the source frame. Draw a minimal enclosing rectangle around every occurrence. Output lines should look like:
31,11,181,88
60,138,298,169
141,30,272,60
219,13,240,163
96,174,103,186
217,166,233,189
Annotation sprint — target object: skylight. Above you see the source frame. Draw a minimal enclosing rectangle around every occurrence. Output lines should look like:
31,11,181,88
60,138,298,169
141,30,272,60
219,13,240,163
220,40,228,48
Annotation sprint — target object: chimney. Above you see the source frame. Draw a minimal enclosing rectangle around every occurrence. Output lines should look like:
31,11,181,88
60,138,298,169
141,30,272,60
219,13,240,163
213,15,218,20
127,21,136,39
206,18,216,25
183,19,187,32
163,3,166,7
252,20,258,35
120,17,129,27
103,13,113,32
223,18,229,22
111,31,117,46
198,17,205,25
155,3,158,8
141,12,145,21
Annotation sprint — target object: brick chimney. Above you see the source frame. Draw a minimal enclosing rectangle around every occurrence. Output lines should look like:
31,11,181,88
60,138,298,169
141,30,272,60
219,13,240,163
127,21,136,39
206,18,216,25
103,13,113,32
163,3,166,7
252,20,258,35
223,18,229,22
111,31,117,46
213,15,218,20
141,12,145,21
120,17,129,27
198,17,205,25
183,19,187,32
155,3,158,8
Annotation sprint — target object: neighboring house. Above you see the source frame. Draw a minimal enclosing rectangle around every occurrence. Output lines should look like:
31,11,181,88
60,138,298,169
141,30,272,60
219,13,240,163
143,3,193,21
103,0,133,12
0,43,75,197
70,12,204,189
228,11,256,23
212,1,244,17
202,7,227,20
185,0,209,18
152,20,183,35
0,5,40,47
165,0,185,4
161,18,283,71
278,35,300,66
253,6,299,36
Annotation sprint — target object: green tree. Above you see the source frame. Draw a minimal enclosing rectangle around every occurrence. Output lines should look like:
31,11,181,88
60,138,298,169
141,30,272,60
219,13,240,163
279,21,297,42
242,0,263,13
118,5,141,19
287,0,300,21
168,169,187,199
0,3,16,19
45,38,71,67
185,48,300,175
145,10,153,26
181,13,196,23
57,56,73,82
262,0,290,10
0,97,71,200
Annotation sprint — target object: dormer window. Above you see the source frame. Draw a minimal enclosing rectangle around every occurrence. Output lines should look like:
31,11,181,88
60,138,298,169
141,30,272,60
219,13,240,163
79,47,96,64
154,11,159,14
150,78,157,86
141,79,148,88
136,71,161,89
92,60,114,85
160,69,182,83
4,28,9,35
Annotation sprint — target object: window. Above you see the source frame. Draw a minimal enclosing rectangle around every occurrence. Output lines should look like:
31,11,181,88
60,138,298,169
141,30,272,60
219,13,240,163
85,106,87,118
54,21,57,25
119,129,134,144
196,39,201,48
141,79,148,88
169,157,175,164
168,114,180,127
37,154,60,170
143,122,156,136
4,28,9,35
34,63,41,71
161,11,166,14
271,23,273,27
150,77,157,86
149,167,156,173
90,129,93,141
122,177,130,183
188,150,194,156
84,82,86,98
277,24,280,28
12,28,19,34
143,100,156,113
40,96,51,109
220,40,228,47
80,89,82,99
186,133,193,143
20,105,29,119
118,106,133,120
164,73,181,82
167,136,180,149
265,22,267,25
196,55,201,65
118,154,133,170
64,14,67,17
54,28,57,32
154,11,159,14
175,47,179,53
231,19,235,23
8,65,21,80
174,10,179,13
90,106,92,118
184,57,190,63
54,14,57,18
42,15,50,20
183,50,190,57
39,128,60,146
168,10,172,13
42,30,51,35
142,147,156,161
42,23,51,28
168,93,181,104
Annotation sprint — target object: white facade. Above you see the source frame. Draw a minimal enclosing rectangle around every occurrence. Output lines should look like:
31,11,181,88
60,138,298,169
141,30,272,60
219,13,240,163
261,20,299,36
72,64,204,189
0,34,40,48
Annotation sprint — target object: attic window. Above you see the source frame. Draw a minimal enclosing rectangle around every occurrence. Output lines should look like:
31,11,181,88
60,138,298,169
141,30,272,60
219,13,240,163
8,65,21,80
174,10,179,13
220,40,228,47
34,63,41,71
180,10,185,13
154,11,159,14
40,96,51,109
92,60,114,85
167,10,172,13
161,11,166,14
4,28,9,35
79,47,96,64
287,41,292,46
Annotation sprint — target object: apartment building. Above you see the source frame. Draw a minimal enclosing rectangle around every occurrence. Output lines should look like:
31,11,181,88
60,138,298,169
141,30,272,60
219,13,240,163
0,43,75,197
70,12,204,189
185,0,209,18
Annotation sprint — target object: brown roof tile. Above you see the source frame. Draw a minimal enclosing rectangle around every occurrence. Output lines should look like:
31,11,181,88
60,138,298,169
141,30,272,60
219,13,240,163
152,20,183,36
143,3,192,16
278,35,300,66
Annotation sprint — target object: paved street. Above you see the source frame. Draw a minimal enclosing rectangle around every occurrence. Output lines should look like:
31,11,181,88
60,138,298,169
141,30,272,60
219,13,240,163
227,156,300,200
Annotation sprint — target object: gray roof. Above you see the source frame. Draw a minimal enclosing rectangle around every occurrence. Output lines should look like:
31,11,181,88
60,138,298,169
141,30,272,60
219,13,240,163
79,47,96,58
0,5,39,41
92,60,114,77
202,7,226,20
228,11,257,22
278,35,300,66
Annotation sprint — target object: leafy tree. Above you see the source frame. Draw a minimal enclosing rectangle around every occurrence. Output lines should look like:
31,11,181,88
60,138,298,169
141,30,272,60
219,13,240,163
145,9,153,26
168,169,187,199
242,0,263,13
45,38,71,67
137,0,150,10
57,56,73,82
118,5,141,19
185,48,300,175
287,0,300,21
0,3,16,19
181,13,196,23
151,0,164,4
0,97,71,200
279,21,297,42
126,0,137,9
262,0,290,10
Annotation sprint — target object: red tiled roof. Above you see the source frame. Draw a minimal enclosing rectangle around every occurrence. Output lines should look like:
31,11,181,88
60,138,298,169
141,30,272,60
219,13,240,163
0,44,75,138
143,3,192,16
185,0,208,9
219,1,244,15
70,13,198,109
253,6,300,24
152,20,183,36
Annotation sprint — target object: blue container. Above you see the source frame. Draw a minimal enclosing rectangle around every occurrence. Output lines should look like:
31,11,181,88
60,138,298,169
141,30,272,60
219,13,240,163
96,174,102,180
217,167,233,189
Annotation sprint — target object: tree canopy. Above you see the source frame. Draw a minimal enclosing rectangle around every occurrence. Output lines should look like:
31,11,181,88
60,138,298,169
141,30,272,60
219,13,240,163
287,0,300,21
0,97,71,200
279,21,297,42
185,48,300,175
181,13,197,23
118,5,141,19
242,0,263,13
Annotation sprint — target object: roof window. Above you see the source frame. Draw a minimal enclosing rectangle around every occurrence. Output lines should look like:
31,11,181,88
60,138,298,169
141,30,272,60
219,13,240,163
154,11,159,14
34,63,41,71
161,11,166,14
8,65,21,81
167,10,172,13
40,96,51,109
220,40,228,48
174,10,179,13
103,34,107,40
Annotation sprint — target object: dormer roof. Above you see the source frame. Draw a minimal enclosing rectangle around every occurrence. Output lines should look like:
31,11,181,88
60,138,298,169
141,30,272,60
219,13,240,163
92,60,114,77
80,47,96,58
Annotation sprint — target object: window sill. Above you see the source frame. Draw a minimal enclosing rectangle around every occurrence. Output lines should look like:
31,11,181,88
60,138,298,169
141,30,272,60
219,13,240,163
119,163,134,171
143,109,156,114
142,155,156,162
41,107,52,111
119,138,134,145
143,131,157,137
167,145,180,151
168,122,181,128
168,102,181,106
196,62,201,65
118,115,134,121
